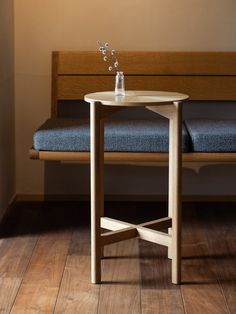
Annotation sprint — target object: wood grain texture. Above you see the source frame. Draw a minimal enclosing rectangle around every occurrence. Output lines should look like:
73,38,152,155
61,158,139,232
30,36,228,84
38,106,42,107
0,203,39,313
90,102,102,283
99,239,141,314
101,216,172,231
57,51,236,75
85,91,188,107
51,51,236,117
169,102,182,283
0,201,236,313
57,75,236,101
54,227,100,314
101,227,138,246
139,240,185,314
181,208,229,314
0,277,22,313
201,206,236,314
34,150,236,163
137,227,171,247
51,51,59,117
147,102,182,282
11,230,72,313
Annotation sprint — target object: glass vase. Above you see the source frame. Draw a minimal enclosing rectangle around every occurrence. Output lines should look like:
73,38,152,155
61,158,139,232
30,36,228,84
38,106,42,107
115,71,125,96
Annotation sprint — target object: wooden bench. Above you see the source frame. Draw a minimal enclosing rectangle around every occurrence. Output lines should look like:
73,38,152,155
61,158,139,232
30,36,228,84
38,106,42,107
29,51,236,164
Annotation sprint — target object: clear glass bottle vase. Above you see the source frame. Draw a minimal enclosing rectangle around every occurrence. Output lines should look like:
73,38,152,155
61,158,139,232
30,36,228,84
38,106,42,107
115,71,125,96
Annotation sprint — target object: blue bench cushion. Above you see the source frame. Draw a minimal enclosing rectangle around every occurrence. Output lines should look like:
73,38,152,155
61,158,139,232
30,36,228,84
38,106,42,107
185,119,236,152
33,118,190,152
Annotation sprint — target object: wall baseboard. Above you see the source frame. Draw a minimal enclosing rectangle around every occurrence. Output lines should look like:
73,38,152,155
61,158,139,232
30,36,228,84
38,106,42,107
16,194,236,203
1,194,234,223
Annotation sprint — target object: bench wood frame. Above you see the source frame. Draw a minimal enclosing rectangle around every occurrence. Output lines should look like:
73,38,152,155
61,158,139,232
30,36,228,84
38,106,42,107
30,51,236,164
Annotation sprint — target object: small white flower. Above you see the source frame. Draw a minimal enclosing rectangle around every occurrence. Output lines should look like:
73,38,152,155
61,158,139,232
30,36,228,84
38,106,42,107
97,41,121,73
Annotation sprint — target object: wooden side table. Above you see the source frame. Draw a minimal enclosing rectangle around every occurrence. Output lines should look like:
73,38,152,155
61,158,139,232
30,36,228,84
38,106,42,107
85,91,189,285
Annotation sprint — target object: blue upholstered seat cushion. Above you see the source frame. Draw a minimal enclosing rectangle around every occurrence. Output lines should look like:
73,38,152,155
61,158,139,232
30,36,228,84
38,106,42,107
185,119,236,152
33,118,190,152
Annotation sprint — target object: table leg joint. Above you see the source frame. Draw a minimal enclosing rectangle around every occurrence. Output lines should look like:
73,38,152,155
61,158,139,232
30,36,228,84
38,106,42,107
101,216,172,247
101,227,138,246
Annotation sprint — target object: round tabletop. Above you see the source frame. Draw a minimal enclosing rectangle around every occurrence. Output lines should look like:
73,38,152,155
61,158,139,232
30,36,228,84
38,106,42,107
84,90,189,107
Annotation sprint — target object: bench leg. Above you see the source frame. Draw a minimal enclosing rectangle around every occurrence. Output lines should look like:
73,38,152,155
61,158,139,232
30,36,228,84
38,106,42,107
90,101,104,284
169,102,182,284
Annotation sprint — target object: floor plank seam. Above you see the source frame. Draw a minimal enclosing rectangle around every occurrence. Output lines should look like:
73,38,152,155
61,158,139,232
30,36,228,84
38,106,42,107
97,286,100,314
180,285,188,314
97,251,106,314
138,240,142,314
52,230,74,314
9,235,40,313
201,212,231,314
96,277,101,314
217,278,231,314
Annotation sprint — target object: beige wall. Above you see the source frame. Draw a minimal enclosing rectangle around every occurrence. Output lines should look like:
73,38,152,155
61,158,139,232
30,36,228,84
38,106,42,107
0,0,15,217
14,0,236,197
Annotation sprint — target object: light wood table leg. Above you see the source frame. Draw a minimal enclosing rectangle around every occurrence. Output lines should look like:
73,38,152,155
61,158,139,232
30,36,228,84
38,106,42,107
146,102,182,284
169,101,182,284
90,101,103,284
100,113,105,259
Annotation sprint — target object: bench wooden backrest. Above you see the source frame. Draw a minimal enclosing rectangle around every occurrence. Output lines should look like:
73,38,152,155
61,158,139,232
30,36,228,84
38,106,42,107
52,51,236,117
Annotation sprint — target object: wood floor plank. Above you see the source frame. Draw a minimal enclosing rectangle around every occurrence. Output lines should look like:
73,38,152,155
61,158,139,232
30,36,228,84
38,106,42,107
0,203,39,313
98,238,141,314
0,237,38,313
139,240,185,314
0,204,39,279
181,208,229,314
11,230,72,313
201,207,236,313
54,227,100,314
0,201,235,314
54,261,100,314
0,236,37,279
0,277,22,313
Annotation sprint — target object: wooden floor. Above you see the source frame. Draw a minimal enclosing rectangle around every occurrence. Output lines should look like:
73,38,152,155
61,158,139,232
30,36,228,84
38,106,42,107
0,201,236,314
